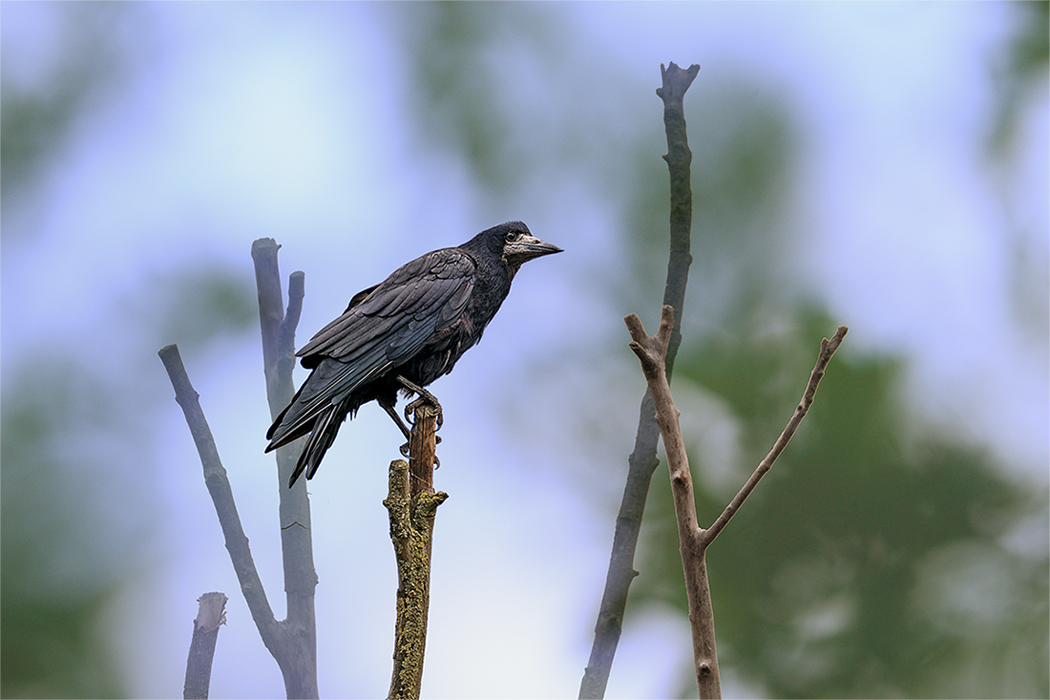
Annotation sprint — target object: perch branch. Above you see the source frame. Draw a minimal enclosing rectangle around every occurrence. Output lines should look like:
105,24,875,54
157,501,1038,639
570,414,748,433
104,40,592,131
386,402,447,700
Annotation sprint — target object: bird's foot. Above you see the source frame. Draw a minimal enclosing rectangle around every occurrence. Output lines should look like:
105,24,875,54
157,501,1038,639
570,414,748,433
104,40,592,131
396,375,444,430
405,394,444,428
394,375,442,469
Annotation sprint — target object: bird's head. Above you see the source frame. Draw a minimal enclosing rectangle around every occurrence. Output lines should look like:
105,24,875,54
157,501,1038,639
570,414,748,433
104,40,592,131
490,221,563,268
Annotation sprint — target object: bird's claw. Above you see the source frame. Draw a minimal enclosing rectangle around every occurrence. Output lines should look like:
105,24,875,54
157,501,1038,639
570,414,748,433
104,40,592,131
398,441,440,470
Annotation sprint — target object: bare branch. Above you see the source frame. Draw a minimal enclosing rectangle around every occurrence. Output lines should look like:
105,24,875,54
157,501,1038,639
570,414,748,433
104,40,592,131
623,312,848,699
252,238,298,415
656,61,699,375
625,306,674,372
158,345,281,654
183,592,228,700
250,238,319,699
625,308,698,542
162,240,319,699
280,271,305,357
622,307,718,698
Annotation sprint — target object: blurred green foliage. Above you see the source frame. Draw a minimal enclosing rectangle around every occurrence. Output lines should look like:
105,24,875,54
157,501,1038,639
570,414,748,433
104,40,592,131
2,8,134,697
1,278,253,700
1,368,128,699
988,1,1049,156
0,4,138,224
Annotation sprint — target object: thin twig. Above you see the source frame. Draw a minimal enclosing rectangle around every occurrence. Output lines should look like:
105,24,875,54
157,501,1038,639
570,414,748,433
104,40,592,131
701,325,849,546
158,345,281,655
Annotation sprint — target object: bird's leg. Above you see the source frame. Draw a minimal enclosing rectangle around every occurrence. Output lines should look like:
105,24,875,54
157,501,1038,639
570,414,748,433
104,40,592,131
381,401,412,441
382,405,436,460
379,399,417,458
395,375,442,467
395,375,444,430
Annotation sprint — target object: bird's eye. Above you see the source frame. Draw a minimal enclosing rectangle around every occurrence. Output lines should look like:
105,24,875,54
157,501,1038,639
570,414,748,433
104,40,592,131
505,231,520,243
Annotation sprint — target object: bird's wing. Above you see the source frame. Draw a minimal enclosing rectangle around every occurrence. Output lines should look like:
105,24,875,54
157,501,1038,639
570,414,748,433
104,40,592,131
288,248,476,413
299,248,475,361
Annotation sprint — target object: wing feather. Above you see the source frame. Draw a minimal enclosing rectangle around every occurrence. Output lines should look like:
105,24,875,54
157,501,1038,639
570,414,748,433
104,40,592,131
297,249,475,361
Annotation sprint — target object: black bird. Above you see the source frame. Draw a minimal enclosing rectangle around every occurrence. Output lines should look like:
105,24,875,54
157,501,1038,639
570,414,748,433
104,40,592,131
265,221,562,487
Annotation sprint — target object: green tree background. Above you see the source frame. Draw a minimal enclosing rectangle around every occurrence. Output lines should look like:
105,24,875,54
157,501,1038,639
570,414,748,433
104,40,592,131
2,3,1046,698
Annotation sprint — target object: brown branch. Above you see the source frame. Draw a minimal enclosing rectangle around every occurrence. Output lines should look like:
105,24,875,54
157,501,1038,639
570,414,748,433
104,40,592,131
624,308,702,546
386,403,447,700
624,307,847,699
183,591,228,700
581,60,701,700
624,307,716,697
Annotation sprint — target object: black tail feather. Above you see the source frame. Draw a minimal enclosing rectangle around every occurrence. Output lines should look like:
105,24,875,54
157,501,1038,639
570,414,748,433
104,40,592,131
286,405,345,488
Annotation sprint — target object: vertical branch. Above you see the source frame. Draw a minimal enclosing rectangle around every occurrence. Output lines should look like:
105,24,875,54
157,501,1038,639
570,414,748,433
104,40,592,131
386,403,447,700
250,238,319,699
408,404,438,494
163,240,319,699
581,61,700,700
183,592,228,700
657,61,700,374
